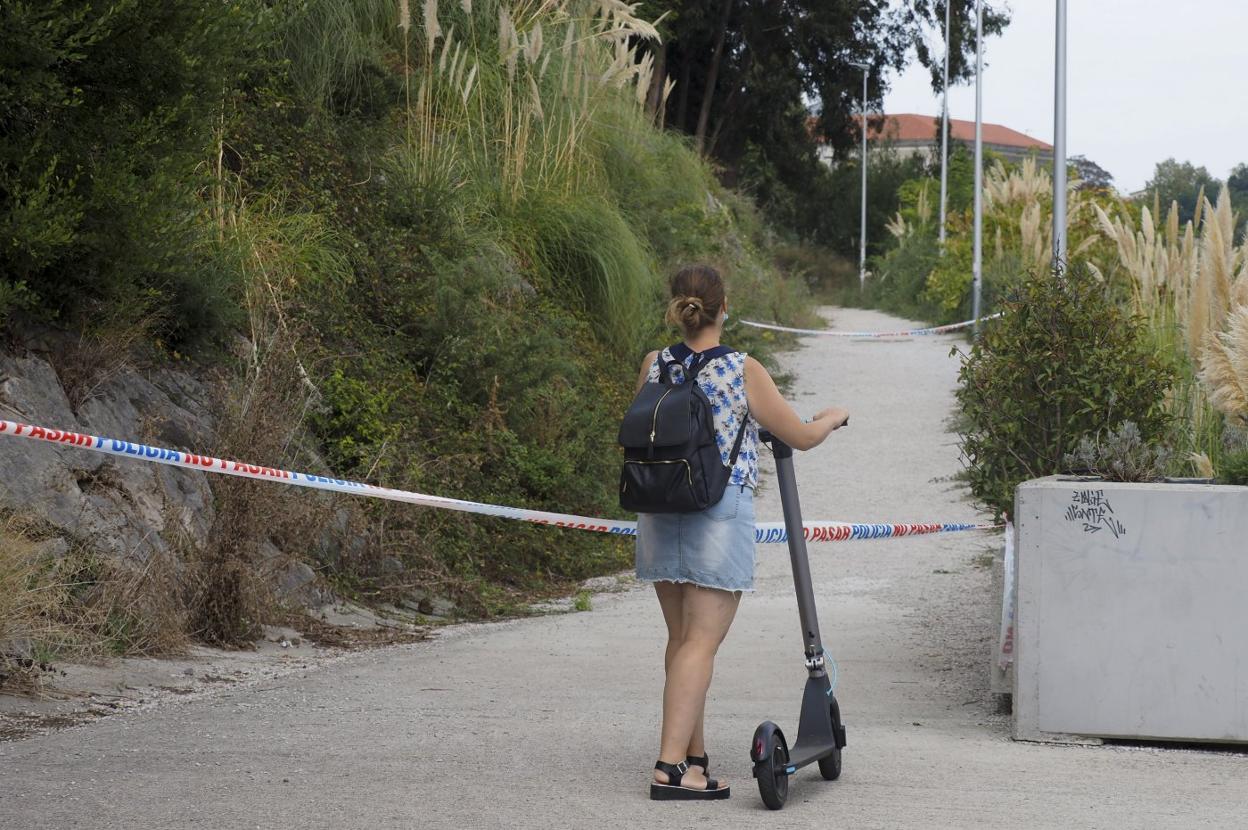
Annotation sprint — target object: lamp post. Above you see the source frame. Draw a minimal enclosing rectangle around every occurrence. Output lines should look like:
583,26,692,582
938,0,952,248
1052,0,1068,267
848,61,868,289
971,0,984,332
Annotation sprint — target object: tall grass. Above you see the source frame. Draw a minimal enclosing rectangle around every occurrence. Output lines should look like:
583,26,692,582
1095,186,1248,467
384,0,678,352
281,0,400,114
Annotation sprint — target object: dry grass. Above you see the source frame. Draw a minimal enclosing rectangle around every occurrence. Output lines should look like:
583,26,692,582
1201,305,1248,424
45,312,158,413
1095,186,1248,462
983,157,1097,274
0,514,189,693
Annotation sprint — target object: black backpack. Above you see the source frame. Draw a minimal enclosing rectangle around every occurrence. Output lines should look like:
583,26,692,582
618,345,747,513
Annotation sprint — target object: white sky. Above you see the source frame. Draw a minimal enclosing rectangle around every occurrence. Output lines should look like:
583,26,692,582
882,1,1248,193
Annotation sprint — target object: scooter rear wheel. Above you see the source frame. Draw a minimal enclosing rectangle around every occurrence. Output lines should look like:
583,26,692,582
756,731,790,810
817,698,845,781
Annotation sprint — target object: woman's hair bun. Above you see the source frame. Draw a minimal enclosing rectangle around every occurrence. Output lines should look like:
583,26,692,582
679,297,704,324
665,266,725,335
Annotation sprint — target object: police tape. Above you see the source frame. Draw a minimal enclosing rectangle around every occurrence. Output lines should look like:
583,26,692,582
738,312,1004,338
0,419,998,544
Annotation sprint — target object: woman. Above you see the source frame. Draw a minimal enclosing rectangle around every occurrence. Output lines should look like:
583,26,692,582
636,264,850,801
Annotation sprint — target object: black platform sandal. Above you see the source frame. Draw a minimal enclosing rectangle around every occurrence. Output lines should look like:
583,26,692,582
686,753,709,775
650,760,730,801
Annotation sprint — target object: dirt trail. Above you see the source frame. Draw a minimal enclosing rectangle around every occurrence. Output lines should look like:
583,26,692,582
2,306,1245,829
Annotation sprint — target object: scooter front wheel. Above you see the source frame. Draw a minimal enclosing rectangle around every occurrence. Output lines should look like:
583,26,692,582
817,697,845,781
755,730,790,810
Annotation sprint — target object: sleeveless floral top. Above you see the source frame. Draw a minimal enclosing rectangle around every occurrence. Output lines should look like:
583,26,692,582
645,344,759,488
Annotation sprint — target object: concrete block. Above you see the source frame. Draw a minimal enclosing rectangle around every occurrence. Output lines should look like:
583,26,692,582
1013,476,1248,744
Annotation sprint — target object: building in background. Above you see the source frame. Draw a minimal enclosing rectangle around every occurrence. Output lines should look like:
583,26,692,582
817,113,1052,167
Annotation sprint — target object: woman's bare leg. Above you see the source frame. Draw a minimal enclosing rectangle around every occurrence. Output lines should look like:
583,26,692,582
653,583,740,788
654,582,707,765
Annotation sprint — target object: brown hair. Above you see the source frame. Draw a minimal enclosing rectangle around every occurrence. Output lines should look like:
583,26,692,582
664,264,725,336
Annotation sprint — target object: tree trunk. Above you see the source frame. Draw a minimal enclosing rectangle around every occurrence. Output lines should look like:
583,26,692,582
675,52,692,133
706,83,739,157
694,0,734,153
707,41,752,157
644,42,667,125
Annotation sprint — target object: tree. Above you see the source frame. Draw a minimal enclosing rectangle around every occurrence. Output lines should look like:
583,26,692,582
1142,158,1221,225
645,1,1009,252
1227,163,1248,203
1226,163,1248,241
1070,155,1114,192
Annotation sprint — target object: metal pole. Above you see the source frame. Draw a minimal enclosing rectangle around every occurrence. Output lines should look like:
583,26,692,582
858,65,869,290
971,0,983,332
938,0,951,248
1052,0,1068,268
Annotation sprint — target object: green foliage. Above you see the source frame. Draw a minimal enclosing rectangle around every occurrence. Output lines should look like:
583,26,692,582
955,263,1177,518
653,0,1010,250
278,0,398,116
864,232,941,320
0,0,265,345
746,145,926,261
3,0,818,620
1141,157,1221,225
1220,451,1248,485
1217,427,1248,485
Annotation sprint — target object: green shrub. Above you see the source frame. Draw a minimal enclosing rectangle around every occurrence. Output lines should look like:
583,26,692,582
0,0,265,344
865,232,941,320
1217,426,1248,485
1217,451,1248,485
1061,421,1174,482
955,263,1177,518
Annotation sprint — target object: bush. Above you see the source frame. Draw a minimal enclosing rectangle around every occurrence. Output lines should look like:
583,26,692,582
865,232,941,320
0,0,265,345
955,263,1177,518
1217,426,1248,485
1061,421,1174,482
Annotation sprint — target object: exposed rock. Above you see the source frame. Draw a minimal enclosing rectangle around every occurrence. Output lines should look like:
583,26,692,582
0,347,341,612
0,353,220,562
275,561,318,605
310,507,366,568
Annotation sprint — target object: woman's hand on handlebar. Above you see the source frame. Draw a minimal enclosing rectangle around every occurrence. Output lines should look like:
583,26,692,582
812,407,850,429
744,356,848,451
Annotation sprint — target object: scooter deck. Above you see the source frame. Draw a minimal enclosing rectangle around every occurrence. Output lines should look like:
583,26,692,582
783,740,839,772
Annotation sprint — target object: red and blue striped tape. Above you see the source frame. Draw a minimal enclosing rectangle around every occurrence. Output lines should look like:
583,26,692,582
0,419,999,544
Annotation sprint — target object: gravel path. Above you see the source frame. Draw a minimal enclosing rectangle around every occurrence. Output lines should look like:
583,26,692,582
2,306,1245,828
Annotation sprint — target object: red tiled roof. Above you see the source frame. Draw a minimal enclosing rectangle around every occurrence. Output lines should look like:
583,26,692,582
868,113,1052,151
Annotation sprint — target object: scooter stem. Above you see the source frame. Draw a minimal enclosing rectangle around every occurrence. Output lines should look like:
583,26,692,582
764,433,826,676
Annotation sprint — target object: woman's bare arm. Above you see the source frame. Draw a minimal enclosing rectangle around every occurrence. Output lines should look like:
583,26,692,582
635,350,660,394
744,356,848,451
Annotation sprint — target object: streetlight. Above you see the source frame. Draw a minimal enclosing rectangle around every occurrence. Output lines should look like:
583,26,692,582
850,61,870,291
938,0,952,248
971,0,984,332
1052,0,1068,267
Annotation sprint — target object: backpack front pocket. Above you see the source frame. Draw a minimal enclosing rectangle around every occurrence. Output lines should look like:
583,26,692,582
620,459,697,512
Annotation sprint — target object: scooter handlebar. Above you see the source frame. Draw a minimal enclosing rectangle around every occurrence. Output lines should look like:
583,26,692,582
758,430,794,459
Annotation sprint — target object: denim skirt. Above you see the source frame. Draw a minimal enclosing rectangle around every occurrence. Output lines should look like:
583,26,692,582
635,485,756,592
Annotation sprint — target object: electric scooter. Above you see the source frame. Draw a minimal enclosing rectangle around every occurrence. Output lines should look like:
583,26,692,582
750,430,848,810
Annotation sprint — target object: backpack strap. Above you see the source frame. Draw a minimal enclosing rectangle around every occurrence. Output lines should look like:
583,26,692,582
658,356,682,386
668,343,737,381
727,417,749,467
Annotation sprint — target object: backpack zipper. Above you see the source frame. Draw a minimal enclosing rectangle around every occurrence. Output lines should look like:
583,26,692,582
625,459,694,490
650,387,675,445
